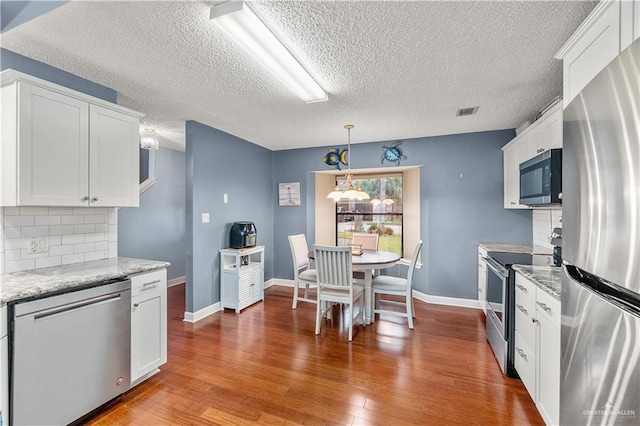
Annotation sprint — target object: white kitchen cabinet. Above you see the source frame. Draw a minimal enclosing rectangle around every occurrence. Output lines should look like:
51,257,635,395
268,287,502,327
130,268,167,385
477,247,487,314
513,272,560,426
0,305,7,426
525,106,562,160
0,70,142,207
502,135,529,209
556,0,640,107
220,246,265,313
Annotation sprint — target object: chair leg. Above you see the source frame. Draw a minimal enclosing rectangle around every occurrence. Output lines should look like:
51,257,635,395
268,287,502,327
292,281,299,309
348,301,353,341
359,293,364,325
411,291,416,318
303,283,309,299
407,294,414,330
315,298,322,335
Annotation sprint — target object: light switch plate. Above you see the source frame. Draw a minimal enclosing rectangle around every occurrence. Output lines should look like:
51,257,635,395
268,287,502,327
202,213,210,223
223,193,228,204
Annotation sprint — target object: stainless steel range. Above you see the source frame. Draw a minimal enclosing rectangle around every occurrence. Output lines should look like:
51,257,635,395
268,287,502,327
483,252,550,378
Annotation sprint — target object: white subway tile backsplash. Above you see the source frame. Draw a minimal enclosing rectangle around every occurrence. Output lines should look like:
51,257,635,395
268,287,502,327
50,245,75,256
4,207,20,216
85,215,105,224
62,234,85,245
61,253,84,265
74,224,96,234
5,215,34,227
21,226,49,238
35,215,61,226
50,225,75,236
20,207,49,215
85,233,106,243
49,207,73,215
61,215,84,225
84,250,106,262
2,206,116,273
36,256,61,269
5,259,35,273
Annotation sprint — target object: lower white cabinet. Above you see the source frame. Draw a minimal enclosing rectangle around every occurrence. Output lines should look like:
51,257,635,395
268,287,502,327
220,246,265,313
130,269,167,385
477,247,487,314
514,273,560,426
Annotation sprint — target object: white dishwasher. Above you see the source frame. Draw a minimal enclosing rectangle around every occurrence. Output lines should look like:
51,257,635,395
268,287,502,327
11,279,131,425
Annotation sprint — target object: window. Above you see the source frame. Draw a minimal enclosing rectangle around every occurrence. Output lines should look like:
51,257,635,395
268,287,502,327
335,174,403,256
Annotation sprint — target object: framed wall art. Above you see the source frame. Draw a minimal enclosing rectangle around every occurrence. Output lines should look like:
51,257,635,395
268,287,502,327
278,182,301,206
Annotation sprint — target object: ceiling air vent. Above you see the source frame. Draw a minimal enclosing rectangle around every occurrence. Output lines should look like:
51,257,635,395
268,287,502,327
456,106,479,117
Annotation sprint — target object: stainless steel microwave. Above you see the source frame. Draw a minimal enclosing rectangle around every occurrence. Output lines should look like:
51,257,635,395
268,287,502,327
519,148,562,206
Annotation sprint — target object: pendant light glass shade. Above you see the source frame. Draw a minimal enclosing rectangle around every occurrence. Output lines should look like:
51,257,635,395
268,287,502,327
326,125,370,201
140,128,159,150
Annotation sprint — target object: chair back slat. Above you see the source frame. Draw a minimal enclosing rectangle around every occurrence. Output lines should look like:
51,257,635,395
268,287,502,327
314,245,352,289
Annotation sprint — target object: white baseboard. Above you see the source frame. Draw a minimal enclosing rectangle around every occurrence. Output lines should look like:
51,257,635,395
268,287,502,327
269,281,479,310
413,290,481,310
168,275,185,287
183,302,221,323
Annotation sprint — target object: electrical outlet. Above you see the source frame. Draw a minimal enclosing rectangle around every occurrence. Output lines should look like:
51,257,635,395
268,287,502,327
28,238,38,254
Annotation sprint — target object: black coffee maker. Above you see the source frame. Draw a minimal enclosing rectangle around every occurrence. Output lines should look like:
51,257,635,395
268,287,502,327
550,227,562,266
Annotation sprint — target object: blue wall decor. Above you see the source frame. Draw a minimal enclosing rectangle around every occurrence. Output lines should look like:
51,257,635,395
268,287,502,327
322,148,348,170
381,141,407,166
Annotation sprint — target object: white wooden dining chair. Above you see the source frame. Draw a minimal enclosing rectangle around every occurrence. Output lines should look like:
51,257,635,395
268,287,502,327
351,233,379,250
371,240,423,329
288,234,317,308
313,245,364,341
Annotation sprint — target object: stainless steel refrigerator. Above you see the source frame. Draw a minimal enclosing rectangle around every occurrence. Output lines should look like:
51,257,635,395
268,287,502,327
561,38,640,425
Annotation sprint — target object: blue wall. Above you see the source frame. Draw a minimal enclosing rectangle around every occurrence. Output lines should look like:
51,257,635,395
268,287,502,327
1,1,67,33
119,148,186,281
273,130,532,300
1,48,116,102
185,121,274,313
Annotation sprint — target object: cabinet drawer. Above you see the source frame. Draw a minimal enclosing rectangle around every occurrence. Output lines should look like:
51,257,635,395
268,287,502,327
515,274,536,306
514,332,536,401
535,289,561,329
131,269,167,296
515,296,536,347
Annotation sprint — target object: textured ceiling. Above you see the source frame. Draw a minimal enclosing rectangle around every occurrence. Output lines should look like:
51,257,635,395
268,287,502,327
1,0,597,151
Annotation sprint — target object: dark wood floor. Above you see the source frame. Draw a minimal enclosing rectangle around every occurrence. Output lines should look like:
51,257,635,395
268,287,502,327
88,284,543,425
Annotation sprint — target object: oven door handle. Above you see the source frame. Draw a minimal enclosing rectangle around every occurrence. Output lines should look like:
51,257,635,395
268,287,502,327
482,256,508,278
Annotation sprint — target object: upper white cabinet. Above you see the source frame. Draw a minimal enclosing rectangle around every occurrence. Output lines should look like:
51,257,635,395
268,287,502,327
1,70,142,207
556,0,640,107
502,103,562,209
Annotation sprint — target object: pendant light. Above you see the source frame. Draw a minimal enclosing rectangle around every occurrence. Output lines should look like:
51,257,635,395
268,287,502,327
327,125,370,201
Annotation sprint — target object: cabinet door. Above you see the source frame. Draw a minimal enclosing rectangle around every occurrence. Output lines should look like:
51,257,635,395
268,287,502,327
131,270,167,383
561,0,620,107
537,314,560,426
502,138,529,209
89,105,140,207
526,126,544,160
18,84,90,206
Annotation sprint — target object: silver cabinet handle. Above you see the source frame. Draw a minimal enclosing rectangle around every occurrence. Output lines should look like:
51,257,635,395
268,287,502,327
91,196,99,202
516,284,528,293
82,196,89,202
510,201,516,205
516,304,527,314
532,317,539,324
133,303,139,307
516,348,527,360
478,288,484,293
537,148,545,153
143,279,161,287
536,301,552,312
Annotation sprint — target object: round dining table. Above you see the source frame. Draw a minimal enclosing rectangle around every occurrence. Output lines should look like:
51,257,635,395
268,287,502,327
310,249,401,325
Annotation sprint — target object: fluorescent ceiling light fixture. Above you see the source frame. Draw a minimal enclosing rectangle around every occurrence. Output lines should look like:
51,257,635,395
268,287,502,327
210,1,328,103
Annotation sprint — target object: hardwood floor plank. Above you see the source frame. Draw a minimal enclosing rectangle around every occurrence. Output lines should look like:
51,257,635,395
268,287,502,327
85,283,543,425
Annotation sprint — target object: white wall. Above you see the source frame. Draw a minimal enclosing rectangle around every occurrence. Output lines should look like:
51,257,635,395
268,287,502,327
0,206,117,274
533,207,562,251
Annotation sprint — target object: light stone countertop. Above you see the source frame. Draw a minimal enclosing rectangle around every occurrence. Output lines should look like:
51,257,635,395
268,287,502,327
0,257,170,305
477,242,553,255
512,265,561,300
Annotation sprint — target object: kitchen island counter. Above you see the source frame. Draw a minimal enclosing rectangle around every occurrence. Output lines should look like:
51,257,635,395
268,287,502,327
0,257,170,305
478,242,553,255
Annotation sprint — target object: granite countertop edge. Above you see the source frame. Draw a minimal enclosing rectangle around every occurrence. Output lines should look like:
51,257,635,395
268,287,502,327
1,257,170,305
477,241,553,255
512,264,561,300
